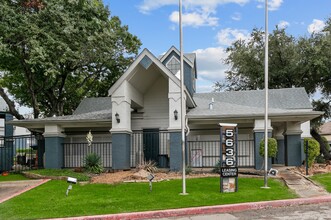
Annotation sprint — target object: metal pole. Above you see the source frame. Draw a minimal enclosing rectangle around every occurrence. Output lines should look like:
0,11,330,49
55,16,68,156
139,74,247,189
179,0,187,195
263,0,269,188
306,139,309,176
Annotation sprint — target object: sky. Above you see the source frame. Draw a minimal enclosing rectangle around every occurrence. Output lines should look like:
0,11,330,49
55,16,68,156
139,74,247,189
105,0,331,93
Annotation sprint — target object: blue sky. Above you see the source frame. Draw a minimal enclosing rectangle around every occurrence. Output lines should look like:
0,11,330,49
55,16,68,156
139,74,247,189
105,0,331,93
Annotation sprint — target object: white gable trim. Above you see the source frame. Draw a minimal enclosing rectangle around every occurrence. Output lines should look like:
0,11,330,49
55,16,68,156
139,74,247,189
159,46,194,68
108,48,182,96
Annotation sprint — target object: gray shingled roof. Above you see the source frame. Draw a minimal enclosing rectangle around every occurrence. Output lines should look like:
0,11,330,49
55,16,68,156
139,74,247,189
74,97,112,114
188,88,314,118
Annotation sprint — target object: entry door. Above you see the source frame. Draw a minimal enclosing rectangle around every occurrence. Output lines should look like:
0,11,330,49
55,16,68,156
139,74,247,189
143,129,159,163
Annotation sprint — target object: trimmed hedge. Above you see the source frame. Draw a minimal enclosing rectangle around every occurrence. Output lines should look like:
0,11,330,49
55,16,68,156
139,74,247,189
303,138,320,167
259,138,278,158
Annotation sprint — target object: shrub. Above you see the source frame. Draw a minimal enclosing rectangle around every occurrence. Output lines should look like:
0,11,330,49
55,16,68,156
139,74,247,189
84,153,103,174
303,138,320,167
137,160,157,173
185,165,192,175
259,138,278,158
212,160,221,174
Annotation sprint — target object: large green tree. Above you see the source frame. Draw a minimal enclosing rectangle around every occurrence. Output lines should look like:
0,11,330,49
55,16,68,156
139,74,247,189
0,0,141,119
217,21,331,159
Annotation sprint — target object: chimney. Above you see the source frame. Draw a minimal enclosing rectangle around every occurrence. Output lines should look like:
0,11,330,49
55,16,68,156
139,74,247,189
209,98,214,110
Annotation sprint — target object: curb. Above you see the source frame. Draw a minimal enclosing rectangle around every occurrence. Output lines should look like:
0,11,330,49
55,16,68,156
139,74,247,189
51,195,331,220
0,179,51,204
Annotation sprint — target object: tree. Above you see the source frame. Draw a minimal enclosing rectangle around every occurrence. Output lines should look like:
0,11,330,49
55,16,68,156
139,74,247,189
0,0,141,118
220,27,317,94
217,20,331,160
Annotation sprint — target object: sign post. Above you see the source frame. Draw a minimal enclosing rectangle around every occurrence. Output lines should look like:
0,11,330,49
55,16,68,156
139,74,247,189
219,123,238,193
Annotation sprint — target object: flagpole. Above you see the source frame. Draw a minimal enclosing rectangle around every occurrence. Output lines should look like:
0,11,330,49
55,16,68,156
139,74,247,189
179,0,187,195
263,0,269,188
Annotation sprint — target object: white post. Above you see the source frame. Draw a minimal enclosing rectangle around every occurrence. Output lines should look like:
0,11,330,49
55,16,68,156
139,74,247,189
179,0,187,195
263,0,269,188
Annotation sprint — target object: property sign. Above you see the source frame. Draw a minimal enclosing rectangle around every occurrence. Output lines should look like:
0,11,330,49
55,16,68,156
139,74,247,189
219,123,238,193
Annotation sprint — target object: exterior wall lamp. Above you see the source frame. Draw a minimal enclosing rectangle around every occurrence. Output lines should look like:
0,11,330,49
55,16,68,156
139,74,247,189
174,110,178,120
115,112,120,123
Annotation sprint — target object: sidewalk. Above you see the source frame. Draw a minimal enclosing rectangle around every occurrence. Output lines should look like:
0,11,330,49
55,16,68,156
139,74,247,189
277,167,328,198
0,179,50,204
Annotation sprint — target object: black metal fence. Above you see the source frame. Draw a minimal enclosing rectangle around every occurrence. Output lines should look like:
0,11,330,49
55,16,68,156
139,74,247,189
62,142,112,168
0,135,44,173
187,139,254,168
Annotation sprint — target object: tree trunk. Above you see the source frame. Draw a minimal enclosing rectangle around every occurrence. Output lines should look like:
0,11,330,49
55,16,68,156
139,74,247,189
311,128,331,160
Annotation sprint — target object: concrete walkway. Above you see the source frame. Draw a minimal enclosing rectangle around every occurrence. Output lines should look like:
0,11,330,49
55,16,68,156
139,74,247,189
0,179,50,203
277,168,328,198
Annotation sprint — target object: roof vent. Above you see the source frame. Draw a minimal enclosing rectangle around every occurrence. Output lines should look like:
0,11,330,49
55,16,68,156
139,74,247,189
209,98,214,110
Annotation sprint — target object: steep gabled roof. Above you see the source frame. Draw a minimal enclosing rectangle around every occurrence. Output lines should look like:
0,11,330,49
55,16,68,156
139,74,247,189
107,48,196,107
108,48,181,96
159,46,194,68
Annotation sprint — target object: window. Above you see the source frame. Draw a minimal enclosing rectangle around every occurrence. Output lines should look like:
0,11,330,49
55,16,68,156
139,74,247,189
166,56,180,75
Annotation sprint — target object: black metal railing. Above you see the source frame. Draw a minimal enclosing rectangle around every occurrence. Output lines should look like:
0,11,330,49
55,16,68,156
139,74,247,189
187,139,254,168
63,142,112,168
0,135,43,173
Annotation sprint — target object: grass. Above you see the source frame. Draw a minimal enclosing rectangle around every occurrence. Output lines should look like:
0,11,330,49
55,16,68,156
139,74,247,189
25,169,90,181
310,173,331,192
0,177,297,219
0,173,30,182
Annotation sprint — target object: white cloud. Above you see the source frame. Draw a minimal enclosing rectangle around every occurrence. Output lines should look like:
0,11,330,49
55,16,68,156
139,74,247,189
231,12,241,21
307,19,326,34
193,47,229,89
256,0,283,11
138,0,250,14
278,20,290,29
216,28,250,46
169,11,218,27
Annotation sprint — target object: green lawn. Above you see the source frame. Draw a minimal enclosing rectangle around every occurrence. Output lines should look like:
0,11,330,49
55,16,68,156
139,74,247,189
310,173,331,192
0,174,30,182
0,177,297,219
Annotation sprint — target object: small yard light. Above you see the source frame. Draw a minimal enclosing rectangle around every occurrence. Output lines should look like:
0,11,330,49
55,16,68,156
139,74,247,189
115,112,120,123
147,173,154,192
174,110,178,120
66,177,77,196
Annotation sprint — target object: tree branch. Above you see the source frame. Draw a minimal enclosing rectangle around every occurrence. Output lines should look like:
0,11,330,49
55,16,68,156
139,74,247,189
0,87,24,120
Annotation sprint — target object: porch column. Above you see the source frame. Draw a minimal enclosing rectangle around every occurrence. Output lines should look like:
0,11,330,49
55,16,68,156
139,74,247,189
111,94,132,170
301,121,311,160
274,128,285,164
111,132,131,170
168,78,184,171
4,113,13,137
284,122,303,166
169,131,182,171
253,119,272,170
43,125,65,169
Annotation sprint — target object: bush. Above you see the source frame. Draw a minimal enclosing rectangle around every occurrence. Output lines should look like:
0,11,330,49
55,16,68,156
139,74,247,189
259,138,278,158
212,160,221,174
303,138,320,167
84,153,103,174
